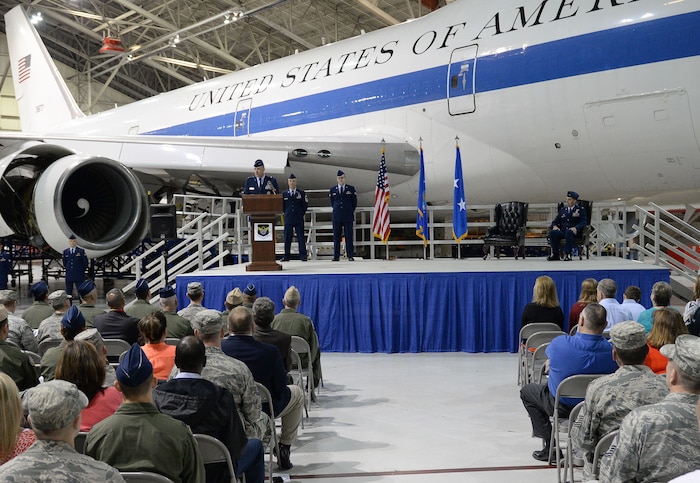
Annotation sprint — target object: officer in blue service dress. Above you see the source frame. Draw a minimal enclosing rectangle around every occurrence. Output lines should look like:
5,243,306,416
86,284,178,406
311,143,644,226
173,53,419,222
244,159,279,194
282,174,308,262
329,170,358,261
0,241,12,290
62,234,89,297
548,190,587,261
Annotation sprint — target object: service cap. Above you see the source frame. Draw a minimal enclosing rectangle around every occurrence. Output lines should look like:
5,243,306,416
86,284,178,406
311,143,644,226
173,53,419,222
61,305,86,331
253,159,264,167
336,170,345,177
30,281,49,297
609,321,647,350
159,286,176,299
243,283,257,296
48,290,70,308
116,343,153,387
191,309,223,335
567,191,579,200
26,380,88,431
661,334,700,379
226,287,243,306
78,280,96,298
135,278,149,298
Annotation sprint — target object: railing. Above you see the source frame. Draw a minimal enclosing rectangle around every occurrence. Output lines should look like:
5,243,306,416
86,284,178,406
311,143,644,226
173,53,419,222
633,203,700,283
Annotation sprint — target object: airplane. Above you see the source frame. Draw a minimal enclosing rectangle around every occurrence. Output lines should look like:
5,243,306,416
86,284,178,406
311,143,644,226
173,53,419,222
2,0,700,258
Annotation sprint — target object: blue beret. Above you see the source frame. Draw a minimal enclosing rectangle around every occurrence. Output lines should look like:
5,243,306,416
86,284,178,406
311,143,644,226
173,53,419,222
253,159,264,167
243,283,257,296
135,279,149,297
337,170,344,176
69,234,76,240
567,191,579,200
116,343,153,387
159,286,176,298
288,173,296,179
30,281,48,297
61,305,85,331
78,280,95,298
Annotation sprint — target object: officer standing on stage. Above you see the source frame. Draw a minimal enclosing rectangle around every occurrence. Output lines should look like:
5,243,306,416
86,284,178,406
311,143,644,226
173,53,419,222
282,174,308,262
329,170,357,261
63,234,89,297
244,159,279,195
548,190,587,261
0,241,12,290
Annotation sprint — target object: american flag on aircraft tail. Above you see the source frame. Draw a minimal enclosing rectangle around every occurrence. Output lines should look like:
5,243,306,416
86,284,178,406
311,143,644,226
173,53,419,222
372,145,391,243
18,55,31,83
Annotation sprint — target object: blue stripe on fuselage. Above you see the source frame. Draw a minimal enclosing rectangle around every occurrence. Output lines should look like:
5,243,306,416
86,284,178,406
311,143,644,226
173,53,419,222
146,10,700,137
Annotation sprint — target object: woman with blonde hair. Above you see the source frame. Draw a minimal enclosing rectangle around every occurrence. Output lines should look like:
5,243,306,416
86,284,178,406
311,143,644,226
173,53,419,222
520,275,565,330
139,311,176,380
645,308,688,374
55,339,121,431
0,372,35,464
568,278,597,332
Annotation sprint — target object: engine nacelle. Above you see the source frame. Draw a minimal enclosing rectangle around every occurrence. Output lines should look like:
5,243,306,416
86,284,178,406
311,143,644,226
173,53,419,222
0,143,148,258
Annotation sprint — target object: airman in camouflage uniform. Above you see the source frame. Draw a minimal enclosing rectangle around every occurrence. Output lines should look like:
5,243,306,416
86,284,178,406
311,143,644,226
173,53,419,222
170,309,270,440
571,321,668,479
0,306,39,391
22,281,54,329
1,289,39,353
599,334,700,483
159,286,193,339
125,278,157,319
36,290,71,345
177,281,206,320
76,280,105,327
0,380,124,482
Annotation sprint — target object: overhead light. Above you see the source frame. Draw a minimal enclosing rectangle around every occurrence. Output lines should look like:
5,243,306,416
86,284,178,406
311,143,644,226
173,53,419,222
98,36,126,55
30,12,42,24
169,35,180,47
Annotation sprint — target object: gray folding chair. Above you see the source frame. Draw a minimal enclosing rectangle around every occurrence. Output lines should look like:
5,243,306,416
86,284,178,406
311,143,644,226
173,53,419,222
193,434,237,483
74,431,88,454
255,382,278,483
22,350,42,378
288,348,308,425
591,429,619,480
530,343,550,385
104,338,131,363
165,337,180,346
120,472,173,482
38,338,61,356
523,331,565,385
549,374,605,482
290,335,315,408
562,401,585,483
518,323,563,385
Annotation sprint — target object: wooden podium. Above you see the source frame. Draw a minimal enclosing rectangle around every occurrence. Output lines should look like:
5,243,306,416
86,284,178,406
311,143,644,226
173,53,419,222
242,194,283,271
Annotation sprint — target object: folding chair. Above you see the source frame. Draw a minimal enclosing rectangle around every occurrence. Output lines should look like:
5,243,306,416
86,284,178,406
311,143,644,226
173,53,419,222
103,338,131,363
193,434,237,483
549,374,604,482
120,472,174,482
288,348,308,426
22,350,42,378
591,429,619,480
290,335,315,408
164,337,180,346
74,431,88,454
521,330,565,385
561,401,585,483
255,382,278,483
530,343,550,385
38,338,61,356
518,323,563,385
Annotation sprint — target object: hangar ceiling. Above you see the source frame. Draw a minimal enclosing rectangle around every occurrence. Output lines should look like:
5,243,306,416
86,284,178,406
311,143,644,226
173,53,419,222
0,0,447,106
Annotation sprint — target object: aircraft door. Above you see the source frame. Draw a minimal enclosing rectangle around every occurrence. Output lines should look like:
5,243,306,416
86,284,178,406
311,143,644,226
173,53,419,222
448,45,477,115
233,98,252,137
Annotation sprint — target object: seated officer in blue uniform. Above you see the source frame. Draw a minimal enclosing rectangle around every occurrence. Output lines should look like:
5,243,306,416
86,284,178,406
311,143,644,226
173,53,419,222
548,190,587,261
281,174,308,262
244,159,279,195
329,170,358,261
62,234,89,296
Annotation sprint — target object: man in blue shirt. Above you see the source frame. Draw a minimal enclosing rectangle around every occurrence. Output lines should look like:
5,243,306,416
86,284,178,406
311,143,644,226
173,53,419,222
520,302,618,462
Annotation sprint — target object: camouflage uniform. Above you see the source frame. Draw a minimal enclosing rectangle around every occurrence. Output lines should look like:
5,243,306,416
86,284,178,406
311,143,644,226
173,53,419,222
571,365,668,478
40,340,68,381
7,312,39,353
22,301,54,329
599,392,700,482
125,299,157,319
0,440,124,482
172,345,269,440
273,307,323,385
0,339,39,390
163,310,194,339
77,303,105,327
36,313,63,345
177,303,205,320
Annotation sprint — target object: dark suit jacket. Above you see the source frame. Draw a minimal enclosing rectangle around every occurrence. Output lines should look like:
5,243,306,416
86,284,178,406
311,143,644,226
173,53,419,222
254,326,291,371
93,310,140,345
221,335,290,416
244,175,279,195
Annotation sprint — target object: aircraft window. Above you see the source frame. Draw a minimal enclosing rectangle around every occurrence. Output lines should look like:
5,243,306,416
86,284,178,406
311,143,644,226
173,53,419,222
451,76,459,89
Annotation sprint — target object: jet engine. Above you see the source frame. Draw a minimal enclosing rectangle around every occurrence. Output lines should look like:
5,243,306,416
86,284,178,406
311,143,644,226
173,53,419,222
0,142,148,258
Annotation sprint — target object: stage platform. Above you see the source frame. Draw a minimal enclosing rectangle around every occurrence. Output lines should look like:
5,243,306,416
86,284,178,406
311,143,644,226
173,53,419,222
176,257,668,354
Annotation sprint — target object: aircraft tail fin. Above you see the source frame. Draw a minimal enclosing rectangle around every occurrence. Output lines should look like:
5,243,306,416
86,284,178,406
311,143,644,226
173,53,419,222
4,6,85,133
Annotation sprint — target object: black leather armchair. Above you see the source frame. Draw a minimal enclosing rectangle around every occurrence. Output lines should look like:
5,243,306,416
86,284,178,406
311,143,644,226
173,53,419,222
548,200,593,259
482,201,529,260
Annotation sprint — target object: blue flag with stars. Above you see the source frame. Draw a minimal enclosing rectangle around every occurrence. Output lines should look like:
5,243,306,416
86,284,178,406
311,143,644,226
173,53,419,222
452,144,468,241
416,145,429,245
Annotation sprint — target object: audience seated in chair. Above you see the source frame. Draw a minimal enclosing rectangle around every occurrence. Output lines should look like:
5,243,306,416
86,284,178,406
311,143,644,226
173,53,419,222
482,201,528,260
570,321,668,480
547,191,591,261
153,336,265,483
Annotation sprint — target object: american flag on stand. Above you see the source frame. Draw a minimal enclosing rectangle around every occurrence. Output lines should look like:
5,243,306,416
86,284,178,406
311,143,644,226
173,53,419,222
18,55,31,83
372,145,391,243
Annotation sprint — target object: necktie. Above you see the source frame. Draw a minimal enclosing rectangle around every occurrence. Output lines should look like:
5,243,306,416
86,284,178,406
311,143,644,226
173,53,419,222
258,178,261,189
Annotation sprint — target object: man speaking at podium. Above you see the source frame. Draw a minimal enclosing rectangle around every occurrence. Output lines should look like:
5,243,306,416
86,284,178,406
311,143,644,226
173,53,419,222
244,159,279,195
